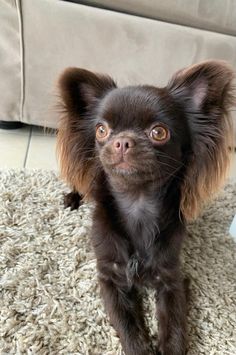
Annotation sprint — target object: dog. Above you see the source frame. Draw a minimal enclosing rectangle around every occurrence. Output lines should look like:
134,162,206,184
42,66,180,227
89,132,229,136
57,60,234,355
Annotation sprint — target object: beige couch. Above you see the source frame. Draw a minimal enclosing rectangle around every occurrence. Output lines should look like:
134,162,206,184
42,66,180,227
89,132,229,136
0,0,236,134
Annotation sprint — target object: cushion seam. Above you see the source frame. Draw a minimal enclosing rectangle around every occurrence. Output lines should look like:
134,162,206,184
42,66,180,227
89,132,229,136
16,0,25,123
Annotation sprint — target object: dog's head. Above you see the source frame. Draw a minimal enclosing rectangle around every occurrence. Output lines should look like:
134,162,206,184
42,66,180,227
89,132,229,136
57,61,235,220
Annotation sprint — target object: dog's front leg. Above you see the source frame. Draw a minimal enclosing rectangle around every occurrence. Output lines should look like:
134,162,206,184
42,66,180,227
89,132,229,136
63,190,83,210
99,277,154,355
156,269,187,355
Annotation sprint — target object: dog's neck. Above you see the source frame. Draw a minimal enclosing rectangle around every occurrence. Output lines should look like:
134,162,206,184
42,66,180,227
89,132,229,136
108,177,180,252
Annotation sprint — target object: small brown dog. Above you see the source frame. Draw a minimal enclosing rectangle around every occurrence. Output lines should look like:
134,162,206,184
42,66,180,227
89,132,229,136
57,61,234,355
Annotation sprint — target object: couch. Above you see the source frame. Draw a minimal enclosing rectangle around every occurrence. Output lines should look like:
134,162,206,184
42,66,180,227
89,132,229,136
0,0,235,137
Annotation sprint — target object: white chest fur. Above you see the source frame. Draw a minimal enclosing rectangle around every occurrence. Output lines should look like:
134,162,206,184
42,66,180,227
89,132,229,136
115,191,160,238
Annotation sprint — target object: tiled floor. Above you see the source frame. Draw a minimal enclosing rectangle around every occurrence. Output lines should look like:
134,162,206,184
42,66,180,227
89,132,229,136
230,154,236,180
0,124,236,180
0,125,58,170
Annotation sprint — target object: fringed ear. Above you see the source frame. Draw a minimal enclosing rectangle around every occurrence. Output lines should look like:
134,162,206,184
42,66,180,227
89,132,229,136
167,60,235,220
56,67,116,199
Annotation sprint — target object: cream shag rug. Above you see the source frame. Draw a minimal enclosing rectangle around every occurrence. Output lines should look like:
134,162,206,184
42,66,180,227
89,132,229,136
0,170,235,355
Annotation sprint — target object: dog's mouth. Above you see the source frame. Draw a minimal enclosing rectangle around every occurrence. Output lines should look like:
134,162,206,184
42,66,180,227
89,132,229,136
102,155,172,188
110,159,139,176
115,161,130,170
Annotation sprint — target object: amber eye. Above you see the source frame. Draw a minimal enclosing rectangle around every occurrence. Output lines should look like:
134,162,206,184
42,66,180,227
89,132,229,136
96,124,109,140
150,125,169,143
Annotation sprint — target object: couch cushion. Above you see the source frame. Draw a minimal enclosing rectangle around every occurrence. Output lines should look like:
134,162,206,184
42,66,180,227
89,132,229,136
76,0,236,36
21,0,236,131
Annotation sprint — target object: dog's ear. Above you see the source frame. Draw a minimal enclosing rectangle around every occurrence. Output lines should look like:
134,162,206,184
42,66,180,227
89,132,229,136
57,68,116,199
59,67,116,116
167,60,235,220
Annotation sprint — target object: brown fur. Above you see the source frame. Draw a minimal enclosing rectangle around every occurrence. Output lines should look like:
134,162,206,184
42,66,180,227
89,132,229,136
57,68,116,199
56,61,235,355
167,60,235,219
57,61,235,219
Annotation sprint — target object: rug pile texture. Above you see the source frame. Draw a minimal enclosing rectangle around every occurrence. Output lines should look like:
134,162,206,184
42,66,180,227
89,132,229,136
0,170,235,354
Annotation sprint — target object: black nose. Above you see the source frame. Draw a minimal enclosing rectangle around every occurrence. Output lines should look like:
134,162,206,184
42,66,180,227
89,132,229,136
113,137,135,154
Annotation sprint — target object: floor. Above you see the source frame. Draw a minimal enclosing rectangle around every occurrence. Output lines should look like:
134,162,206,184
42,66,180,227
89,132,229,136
0,125,58,170
0,125,236,180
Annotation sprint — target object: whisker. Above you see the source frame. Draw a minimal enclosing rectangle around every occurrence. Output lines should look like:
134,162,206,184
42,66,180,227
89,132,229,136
156,160,183,171
156,151,187,167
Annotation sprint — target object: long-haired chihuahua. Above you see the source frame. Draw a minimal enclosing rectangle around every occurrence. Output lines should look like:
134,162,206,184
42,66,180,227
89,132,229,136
57,61,235,355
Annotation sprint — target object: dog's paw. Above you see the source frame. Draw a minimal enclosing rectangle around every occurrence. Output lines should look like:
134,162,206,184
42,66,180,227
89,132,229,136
63,191,83,210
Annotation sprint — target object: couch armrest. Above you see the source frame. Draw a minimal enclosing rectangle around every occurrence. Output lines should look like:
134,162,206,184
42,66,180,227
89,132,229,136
0,0,22,123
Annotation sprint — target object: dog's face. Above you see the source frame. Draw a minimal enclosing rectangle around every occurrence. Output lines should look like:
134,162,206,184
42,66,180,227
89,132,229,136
94,86,190,187
57,61,234,219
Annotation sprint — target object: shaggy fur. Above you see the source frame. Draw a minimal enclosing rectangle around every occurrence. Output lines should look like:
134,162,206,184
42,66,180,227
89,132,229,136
57,61,235,355
0,170,236,354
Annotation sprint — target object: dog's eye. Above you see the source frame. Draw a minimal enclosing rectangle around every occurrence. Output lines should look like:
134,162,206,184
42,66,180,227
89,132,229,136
150,125,170,143
96,124,109,140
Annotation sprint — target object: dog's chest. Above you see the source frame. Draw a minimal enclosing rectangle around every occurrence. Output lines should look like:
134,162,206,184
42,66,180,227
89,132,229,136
116,192,159,235
118,194,157,228
115,192,160,269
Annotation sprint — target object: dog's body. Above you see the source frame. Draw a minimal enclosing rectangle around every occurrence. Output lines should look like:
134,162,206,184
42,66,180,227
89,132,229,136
57,61,235,355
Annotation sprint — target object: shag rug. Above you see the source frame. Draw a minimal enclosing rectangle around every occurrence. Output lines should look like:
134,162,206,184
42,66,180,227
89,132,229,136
0,170,235,355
